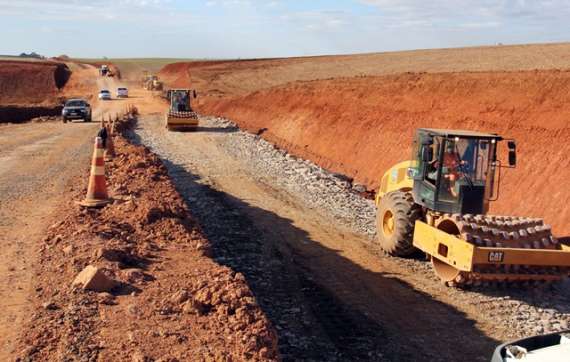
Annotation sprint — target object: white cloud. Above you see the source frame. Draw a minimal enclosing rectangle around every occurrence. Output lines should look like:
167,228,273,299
459,21,501,29
359,0,570,28
202,0,253,7
0,0,568,58
0,0,174,21
204,0,281,8
281,10,352,32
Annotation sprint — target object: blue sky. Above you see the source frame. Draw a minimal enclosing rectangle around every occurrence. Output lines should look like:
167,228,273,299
0,0,569,58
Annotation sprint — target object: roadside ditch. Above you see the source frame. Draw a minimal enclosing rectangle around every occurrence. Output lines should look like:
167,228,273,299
0,106,63,123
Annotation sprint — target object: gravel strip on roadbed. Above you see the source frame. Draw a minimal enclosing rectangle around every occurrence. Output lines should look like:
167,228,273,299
217,126,379,239
133,118,395,361
135,115,570,348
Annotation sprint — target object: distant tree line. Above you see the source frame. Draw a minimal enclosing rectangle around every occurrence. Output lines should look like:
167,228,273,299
19,52,45,59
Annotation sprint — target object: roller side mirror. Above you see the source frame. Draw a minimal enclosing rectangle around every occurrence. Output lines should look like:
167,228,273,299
508,141,516,167
421,146,433,162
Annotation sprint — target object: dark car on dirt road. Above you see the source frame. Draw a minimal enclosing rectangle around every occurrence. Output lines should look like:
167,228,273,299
62,99,92,123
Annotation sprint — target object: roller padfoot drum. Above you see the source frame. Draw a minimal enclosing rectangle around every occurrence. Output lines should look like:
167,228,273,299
431,214,568,287
165,111,199,131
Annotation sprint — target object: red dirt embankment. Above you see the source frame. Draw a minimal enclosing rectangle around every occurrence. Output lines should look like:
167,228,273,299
159,61,235,89
0,60,70,105
0,60,72,122
159,43,570,98
200,71,570,236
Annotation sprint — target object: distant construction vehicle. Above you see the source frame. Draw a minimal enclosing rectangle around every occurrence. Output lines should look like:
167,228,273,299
142,75,163,91
165,89,198,131
99,64,114,77
376,128,570,287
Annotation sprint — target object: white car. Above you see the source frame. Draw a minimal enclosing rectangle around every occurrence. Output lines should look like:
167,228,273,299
117,87,128,98
98,90,111,100
491,330,570,362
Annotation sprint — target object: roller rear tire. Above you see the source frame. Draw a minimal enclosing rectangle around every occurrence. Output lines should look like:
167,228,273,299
376,190,422,256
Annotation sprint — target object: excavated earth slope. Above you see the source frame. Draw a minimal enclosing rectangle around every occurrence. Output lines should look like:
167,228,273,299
199,71,570,236
159,43,570,98
0,60,71,122
0,60,70,104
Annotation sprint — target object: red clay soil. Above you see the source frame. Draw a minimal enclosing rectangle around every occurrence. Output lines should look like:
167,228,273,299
0,60,70,106
200,71,570,236
159,43,570,98
159,61,234,89
16,122,277,361
158,58,347,95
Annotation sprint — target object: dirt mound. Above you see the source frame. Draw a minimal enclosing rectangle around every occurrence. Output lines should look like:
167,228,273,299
158,62,194,88
200,70,570,236
0,60,70,106
159,61,243,88
16,125,278,360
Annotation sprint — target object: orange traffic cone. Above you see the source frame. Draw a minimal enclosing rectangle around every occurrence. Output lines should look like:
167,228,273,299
79,137,111,207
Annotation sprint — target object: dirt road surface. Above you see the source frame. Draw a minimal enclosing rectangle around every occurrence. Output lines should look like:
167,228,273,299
0,66,130,359
3,63,569,360
135,114,532,361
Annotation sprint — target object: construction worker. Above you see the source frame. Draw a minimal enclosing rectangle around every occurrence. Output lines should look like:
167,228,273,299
97,127,108,148
427,141,464,198
179,93,188,111
441,141,466,198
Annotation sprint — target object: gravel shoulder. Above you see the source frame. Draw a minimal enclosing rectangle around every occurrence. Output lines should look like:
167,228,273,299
135,114,570,361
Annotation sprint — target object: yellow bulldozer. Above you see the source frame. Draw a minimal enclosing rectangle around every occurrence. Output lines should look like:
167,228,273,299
376,128,570,287
165,89,198,131
142,74,163,91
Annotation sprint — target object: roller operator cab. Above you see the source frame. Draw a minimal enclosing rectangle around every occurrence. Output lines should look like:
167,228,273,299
407,128,513,215
375,128,570,287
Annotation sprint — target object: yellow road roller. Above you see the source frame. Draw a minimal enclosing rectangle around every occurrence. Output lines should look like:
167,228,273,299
376,128,570,287
165,89,199,131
